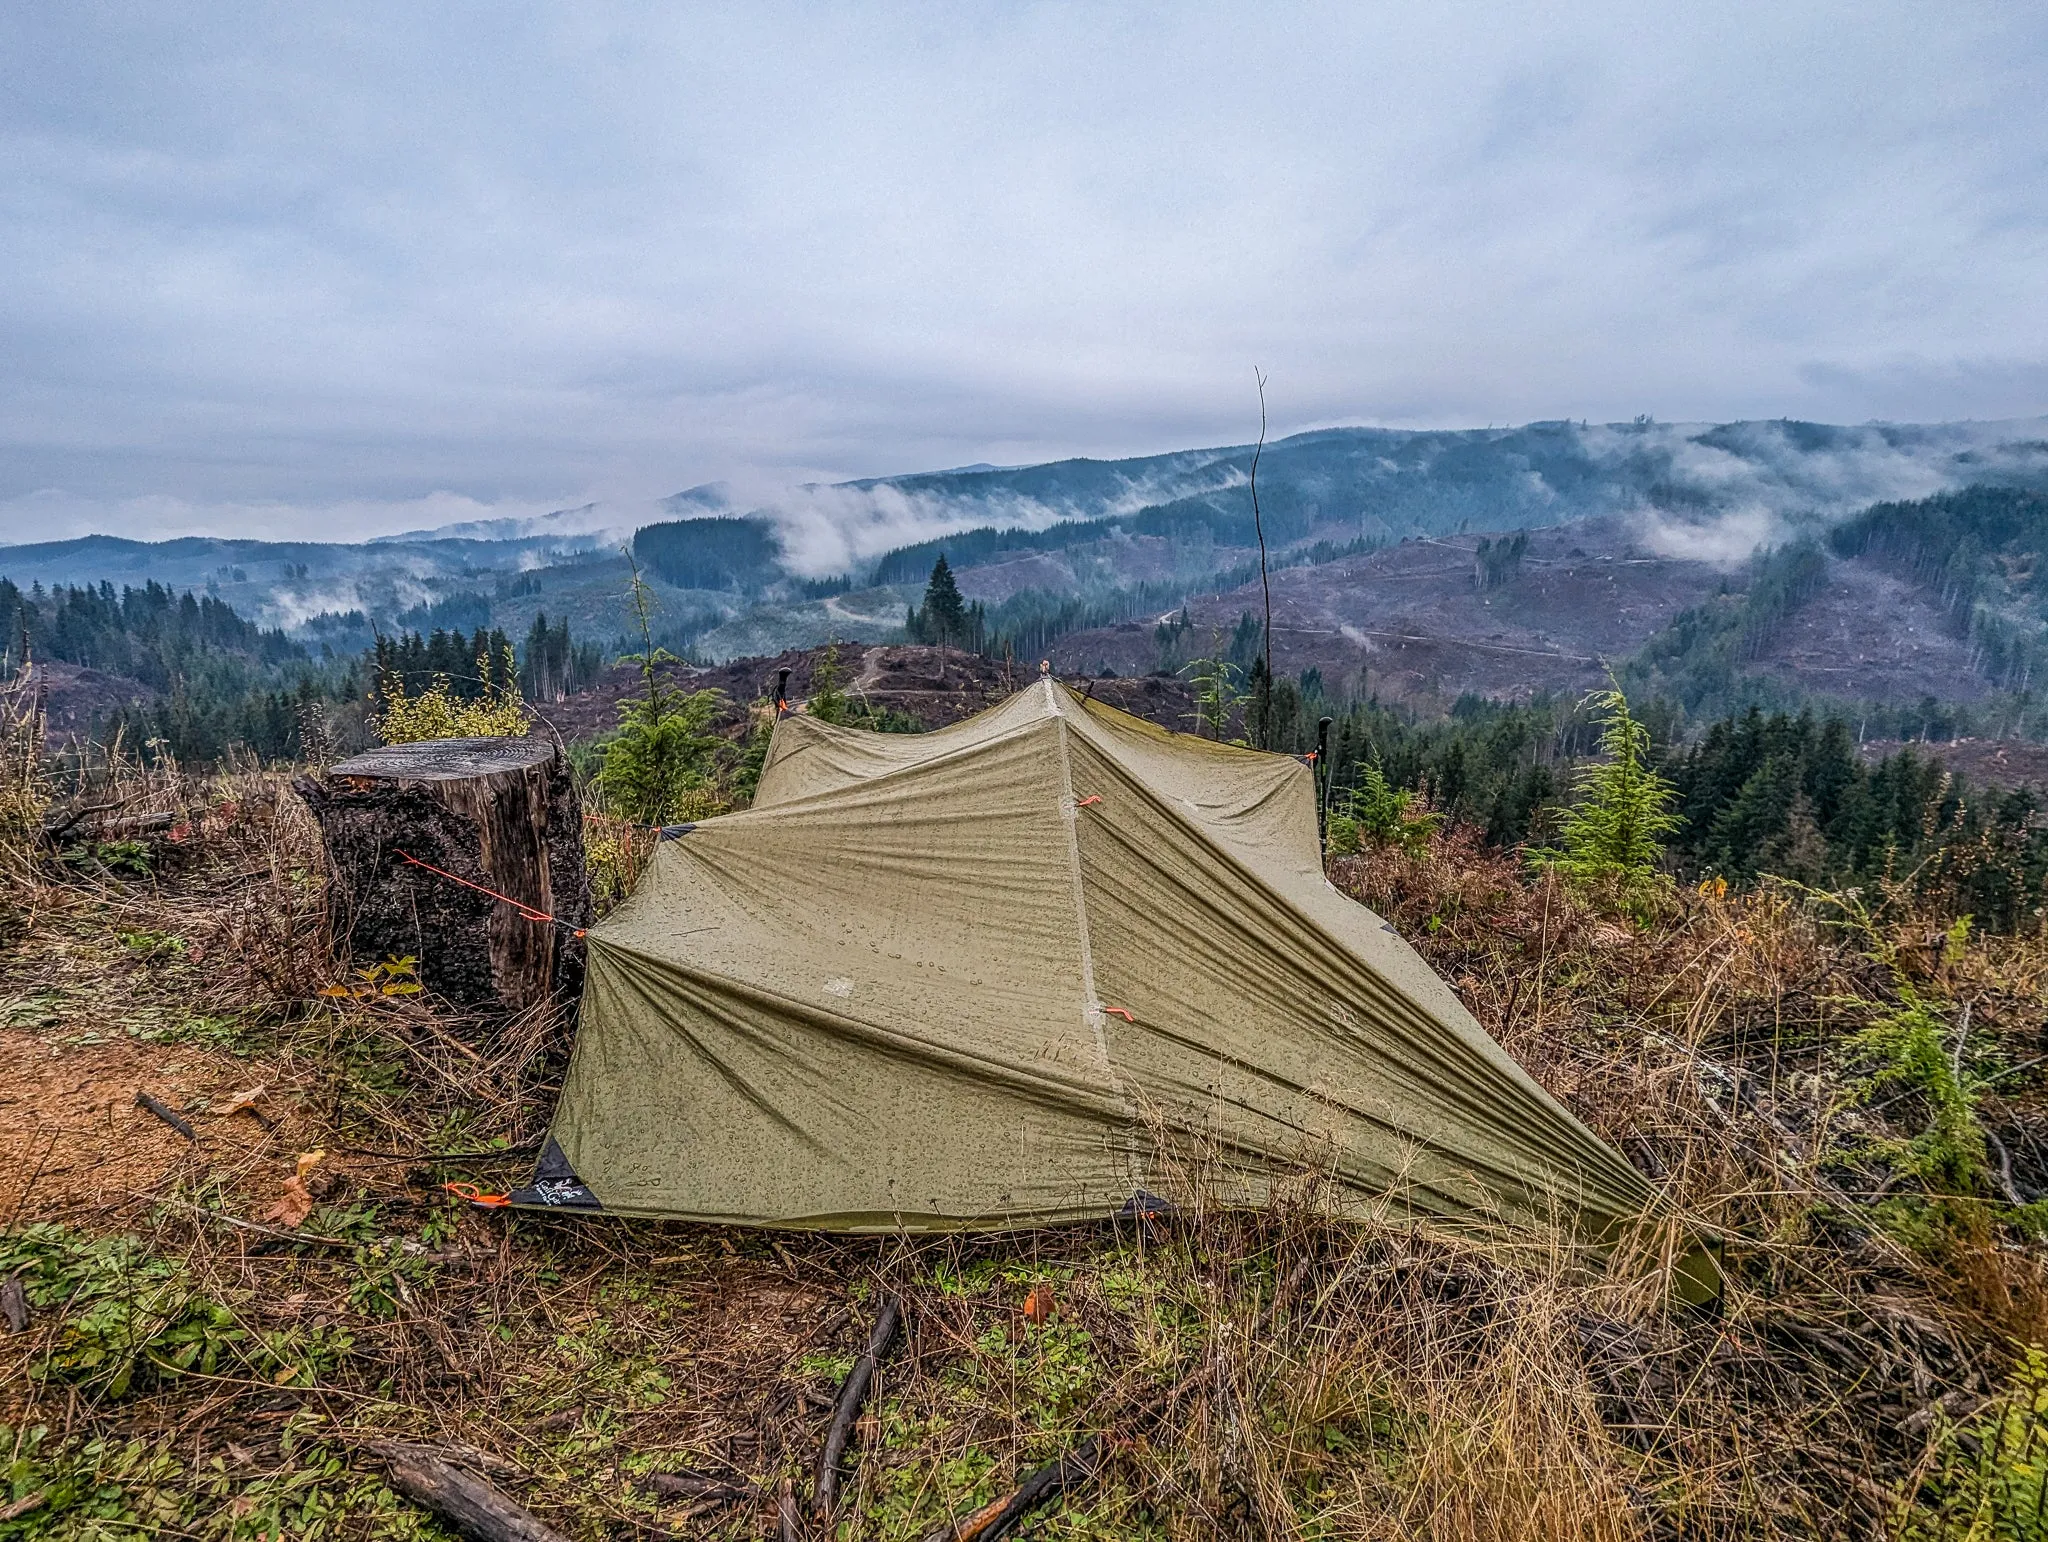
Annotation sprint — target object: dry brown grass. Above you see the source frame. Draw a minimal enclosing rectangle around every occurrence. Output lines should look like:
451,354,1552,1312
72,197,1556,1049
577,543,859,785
4,771,2048,1538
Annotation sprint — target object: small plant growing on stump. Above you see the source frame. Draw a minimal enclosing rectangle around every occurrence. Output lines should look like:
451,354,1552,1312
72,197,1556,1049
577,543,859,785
371,642,527,744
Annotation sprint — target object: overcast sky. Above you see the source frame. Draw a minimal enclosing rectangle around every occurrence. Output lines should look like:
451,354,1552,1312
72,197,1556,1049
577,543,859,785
2,1,2045,543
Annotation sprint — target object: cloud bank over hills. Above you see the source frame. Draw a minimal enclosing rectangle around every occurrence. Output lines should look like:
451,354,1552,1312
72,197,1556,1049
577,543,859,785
568,415,2048,579
749,415,2048,577
2,5,2044,550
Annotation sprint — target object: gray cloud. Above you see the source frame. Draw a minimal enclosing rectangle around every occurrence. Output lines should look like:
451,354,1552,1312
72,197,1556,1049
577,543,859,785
1,1,2045,543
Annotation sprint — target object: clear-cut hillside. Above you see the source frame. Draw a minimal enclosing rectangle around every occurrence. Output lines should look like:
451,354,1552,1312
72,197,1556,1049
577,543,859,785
1051,514,1992,710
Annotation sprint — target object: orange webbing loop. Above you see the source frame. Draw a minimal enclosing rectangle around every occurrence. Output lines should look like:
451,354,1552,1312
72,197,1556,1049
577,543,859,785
443,1181,511,1207
1101,1006,1136,1022
1074,795,1103,808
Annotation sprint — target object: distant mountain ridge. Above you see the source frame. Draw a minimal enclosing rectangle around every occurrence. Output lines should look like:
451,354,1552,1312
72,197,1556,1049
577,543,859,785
648,415,2048,583
5,415,2047,688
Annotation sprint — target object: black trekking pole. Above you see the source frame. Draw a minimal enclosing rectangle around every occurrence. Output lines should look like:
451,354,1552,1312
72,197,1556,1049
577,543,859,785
1315,716,1333,852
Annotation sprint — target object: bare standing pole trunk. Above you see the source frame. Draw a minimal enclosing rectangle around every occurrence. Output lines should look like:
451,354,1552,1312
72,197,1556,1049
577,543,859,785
1249,367,1273,747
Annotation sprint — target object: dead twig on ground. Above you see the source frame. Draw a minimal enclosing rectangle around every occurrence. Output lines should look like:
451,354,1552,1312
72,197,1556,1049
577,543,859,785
814,1292,903,1519
133,1089,198,1142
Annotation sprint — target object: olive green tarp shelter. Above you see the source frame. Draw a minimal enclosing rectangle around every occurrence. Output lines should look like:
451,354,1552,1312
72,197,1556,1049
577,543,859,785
519,679,1682,1274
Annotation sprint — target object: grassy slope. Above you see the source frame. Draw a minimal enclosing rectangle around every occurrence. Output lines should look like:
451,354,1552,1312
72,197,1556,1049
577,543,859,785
4,747,2048,1536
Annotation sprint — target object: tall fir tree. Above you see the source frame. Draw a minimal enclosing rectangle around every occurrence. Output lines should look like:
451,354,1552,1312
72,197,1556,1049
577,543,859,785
921,555,966,646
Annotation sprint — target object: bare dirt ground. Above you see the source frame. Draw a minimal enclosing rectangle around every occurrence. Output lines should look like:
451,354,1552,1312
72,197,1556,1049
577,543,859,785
13,660,157,748
0,1028,230,1222
0,878,328,1226
1859,735,2048,792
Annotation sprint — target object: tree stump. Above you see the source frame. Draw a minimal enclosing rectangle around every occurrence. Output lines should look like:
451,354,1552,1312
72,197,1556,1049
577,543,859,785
295,737,591,1014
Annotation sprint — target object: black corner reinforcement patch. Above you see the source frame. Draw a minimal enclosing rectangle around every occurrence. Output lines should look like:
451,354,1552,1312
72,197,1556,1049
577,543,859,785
1117,1189,1176,1221
507,1136,605,1210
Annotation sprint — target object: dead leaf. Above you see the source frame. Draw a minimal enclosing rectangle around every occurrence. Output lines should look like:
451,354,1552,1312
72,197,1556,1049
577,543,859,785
259,1150,326,1229
1023,1283,1056,1324
261,1177,314,1229
219,1085,270,1121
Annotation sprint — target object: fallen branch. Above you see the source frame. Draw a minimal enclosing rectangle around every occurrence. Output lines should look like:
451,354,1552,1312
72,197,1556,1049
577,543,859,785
1985,1127,2027,1206
414,1439,530,1484
368,1441,567,1542
0,1489,48,1524
39,790,146,845
137,1191,354,1249
938,1436,1104,1542
340,1142,542,1164
94,811,179,839
134,1090,198,1142
815,1293,903,1518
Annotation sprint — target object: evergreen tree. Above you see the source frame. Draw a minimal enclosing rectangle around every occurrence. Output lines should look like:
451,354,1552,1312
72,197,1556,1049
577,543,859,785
921,555,966,646
1326,760,1442,856
808,642,849,724
1705,756,1800,880
1543,687,1682,907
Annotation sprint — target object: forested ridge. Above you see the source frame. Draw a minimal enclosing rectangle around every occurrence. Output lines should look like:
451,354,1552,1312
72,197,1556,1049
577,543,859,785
1831,484,2048,690
1247,679,2048,930
1,579,609,764
630,515,781,592
1,577,301,681
1,577,349,762
16,481,2048,916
